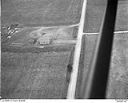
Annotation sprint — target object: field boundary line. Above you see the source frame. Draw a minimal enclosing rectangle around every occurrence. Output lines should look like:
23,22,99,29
114,30,128,34
83,30,128,35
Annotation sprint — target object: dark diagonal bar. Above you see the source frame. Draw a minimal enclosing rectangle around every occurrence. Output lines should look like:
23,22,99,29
80,0,118,98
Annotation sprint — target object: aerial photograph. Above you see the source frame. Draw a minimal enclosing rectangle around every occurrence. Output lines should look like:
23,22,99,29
1,0,128,100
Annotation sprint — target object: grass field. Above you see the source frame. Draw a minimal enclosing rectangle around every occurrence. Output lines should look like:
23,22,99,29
1,52,71,98
84,0,128,32
1,0,128,99
1,0,83,26
81,33,128,99
107,34,128,98
83,0,128,98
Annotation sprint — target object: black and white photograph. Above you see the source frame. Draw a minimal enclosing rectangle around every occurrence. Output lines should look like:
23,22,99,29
0,0,128,101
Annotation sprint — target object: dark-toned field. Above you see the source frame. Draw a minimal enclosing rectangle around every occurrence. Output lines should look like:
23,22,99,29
1,0,128,99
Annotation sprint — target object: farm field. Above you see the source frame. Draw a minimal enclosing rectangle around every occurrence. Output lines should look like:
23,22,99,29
1,0,128,99
84,0,128,32
83,0,128,99
82,33,128,99
1,0,83,27
1,52,71,99
107,33,128,98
